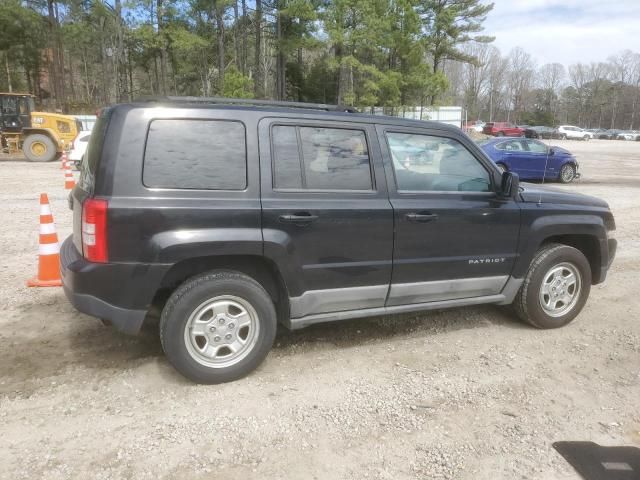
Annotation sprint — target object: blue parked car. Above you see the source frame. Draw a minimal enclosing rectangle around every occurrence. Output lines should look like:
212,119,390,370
478,138,580,183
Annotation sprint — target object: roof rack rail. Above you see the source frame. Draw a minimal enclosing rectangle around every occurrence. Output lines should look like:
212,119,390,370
136,96,358,113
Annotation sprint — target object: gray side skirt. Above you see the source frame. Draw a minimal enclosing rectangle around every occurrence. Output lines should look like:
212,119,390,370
286,276,524,330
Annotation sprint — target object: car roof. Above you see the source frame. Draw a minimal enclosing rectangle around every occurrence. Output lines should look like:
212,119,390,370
481,137,526,145
118,98,462,133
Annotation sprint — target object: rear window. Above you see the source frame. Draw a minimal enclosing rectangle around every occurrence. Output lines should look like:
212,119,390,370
79,107,112,193
143,119,246,190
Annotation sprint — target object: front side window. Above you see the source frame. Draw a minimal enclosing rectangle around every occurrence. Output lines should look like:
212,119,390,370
526,140,548,154
386,132,491,193
143,119,246,190
272,125,373,191
496,140,524,151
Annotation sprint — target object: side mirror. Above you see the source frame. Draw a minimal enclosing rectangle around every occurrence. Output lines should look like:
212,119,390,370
500,171,520,199
548,148,555,155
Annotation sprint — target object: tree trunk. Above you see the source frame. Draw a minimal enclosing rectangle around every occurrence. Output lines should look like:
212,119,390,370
214,1,225,94
114,0,125,101
4,52,12,93
54,0,66,108
46,0,61,108
276,4,286,100
254,0,262,98
233,0,240,67
336,44,347,105
157,0,168,95
241,0,248,75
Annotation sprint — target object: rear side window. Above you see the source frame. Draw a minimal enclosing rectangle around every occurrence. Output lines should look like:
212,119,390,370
79,107,113,193
272,125,373,191
143,119,246,190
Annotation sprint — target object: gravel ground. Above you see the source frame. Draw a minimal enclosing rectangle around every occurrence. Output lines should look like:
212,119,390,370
0,139,638,479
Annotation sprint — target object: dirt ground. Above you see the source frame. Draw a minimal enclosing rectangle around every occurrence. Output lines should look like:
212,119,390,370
0,139,638,480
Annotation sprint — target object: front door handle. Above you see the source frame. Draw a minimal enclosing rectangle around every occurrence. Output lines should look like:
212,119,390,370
279,213,319,226
406,212,438,223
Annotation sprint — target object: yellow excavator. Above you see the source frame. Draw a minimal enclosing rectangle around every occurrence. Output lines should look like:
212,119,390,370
0,93,81,162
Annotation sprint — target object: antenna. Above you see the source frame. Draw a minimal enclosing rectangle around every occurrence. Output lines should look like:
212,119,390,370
536,129,553,205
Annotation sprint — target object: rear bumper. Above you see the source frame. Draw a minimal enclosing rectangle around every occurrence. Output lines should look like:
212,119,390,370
60,236,170,335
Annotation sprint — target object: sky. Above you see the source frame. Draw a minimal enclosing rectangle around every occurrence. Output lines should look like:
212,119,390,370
482,0,640,66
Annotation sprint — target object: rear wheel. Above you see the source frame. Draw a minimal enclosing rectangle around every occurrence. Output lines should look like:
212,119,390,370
496,163,507,173
23,134,57,162
559,163,576,183
160,270,277,384
496,131,505,137
560,133,567,140
583,135,590,141
514,244,591,329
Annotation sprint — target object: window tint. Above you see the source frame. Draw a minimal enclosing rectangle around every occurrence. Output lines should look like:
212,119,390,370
386,132,491,193
144,119,246,190
272,125,373,191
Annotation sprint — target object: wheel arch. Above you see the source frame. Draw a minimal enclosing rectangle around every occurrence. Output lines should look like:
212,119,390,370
23,127,60,144
151,255,291,325
540,234,601,284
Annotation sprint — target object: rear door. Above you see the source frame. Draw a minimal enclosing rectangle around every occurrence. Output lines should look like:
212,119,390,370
378,125,520,306
259,118,394,320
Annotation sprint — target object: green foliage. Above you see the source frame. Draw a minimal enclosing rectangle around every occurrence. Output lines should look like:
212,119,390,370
2,0,494,110
520,110,556,127
222,66,254,98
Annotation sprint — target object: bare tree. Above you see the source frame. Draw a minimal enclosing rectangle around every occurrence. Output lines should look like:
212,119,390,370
486,47,507,121
537,63,565,121
506,47,535,123
460,43,495,119
608,50,634,128
629,53,640,129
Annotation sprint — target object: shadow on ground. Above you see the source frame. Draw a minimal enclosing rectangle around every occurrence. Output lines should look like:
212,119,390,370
0,300,525,394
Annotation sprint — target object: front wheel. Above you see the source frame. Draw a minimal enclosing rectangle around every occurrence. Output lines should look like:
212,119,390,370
559,163,576,183
496,131,505,137
560,134,567,140
160,270,277,384
583,135,590,141
496,163,508,173
514,244,591,329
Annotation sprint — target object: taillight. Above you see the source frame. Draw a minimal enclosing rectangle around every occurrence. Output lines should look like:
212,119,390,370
82,198,108,263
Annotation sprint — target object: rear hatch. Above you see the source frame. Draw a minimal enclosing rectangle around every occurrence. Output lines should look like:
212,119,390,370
71,108,112,254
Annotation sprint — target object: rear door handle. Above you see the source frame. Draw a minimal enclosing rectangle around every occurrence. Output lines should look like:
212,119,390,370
279,213,319,226
406,212,438,223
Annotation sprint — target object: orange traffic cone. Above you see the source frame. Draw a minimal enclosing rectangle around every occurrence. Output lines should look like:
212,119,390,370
64,161,76,190
27,193,63,287
60,151,67,169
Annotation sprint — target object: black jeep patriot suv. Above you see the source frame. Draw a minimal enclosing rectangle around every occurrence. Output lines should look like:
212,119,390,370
61,98,617,384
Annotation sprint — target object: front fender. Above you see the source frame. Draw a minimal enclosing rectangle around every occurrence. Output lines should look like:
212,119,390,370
513,211,609,279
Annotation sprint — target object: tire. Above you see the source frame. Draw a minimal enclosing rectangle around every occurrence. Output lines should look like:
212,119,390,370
22,134,57,162
514,244,591,329
559,163,576,183
560,134,567,140
496,131,505,137
583,135,589,141
160,270,277,384
496,163,507,173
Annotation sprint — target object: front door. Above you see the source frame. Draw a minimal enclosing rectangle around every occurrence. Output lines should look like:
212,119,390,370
377,126,521,306
259,118,394,319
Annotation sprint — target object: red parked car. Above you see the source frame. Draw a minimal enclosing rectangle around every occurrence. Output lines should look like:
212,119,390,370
483,122,524,137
